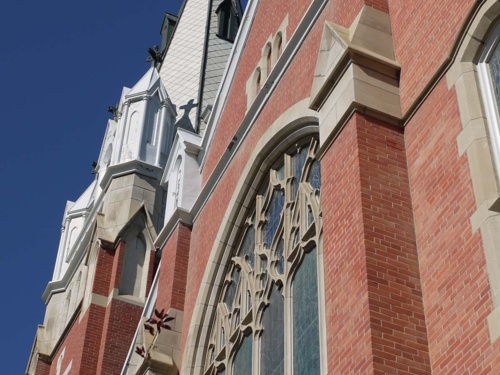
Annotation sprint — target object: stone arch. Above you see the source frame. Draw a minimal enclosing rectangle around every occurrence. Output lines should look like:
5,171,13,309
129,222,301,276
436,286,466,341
65,226,79,261
119,232,147,298
165,156,183,219
446,0,500,342
102,143,113,167
273,32,283,63
255,68,262,95
264,43,272,78
126,110,140,144
181,99,321,374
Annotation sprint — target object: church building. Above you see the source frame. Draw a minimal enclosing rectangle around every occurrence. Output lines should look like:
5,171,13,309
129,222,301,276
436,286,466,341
27,0,500,374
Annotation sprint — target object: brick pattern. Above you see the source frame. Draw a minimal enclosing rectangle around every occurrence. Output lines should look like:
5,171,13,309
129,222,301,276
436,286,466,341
91,243,121,296
389,0,474,113
319,113,431,374
51,309,88,375
79,305,105,374
35,359,50,375
405,79,500,373
146,247,156,296
34,240,154,375
96,299,143,375
357,115,431,375
321,114,375,374
155,222,191,312
365,0,389,13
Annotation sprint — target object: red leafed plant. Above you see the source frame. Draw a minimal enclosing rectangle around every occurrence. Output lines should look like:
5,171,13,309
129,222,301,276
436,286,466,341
135,345,147,358
146,308,175,334
135,308,175,359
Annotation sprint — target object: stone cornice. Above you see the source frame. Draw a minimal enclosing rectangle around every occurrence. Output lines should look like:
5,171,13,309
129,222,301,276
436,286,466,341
309,6,402,153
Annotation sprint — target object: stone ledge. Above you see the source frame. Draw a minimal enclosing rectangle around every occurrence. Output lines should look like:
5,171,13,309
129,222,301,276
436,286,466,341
309,5,401,149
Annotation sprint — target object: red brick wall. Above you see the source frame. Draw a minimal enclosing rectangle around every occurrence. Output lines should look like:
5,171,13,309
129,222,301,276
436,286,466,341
96,300,143,375
357,115,430,374
35,239,153,375
35,359,50,375
405,78,500,373
155,222,191,312
78,305,105,375
92,241,151,374
365,0,389,13
91,243,122,296
389,0,474,113
321,114,375,374
320,113,431,374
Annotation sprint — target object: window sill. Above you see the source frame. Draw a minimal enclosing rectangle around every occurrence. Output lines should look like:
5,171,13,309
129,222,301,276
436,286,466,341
216,33,234,43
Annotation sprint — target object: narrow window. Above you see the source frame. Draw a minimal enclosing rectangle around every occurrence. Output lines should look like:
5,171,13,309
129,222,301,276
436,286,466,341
292,247,320,374
260,283,284,375
275,33,283,61
256,68,262,93
119,235,146,297
266,44,272,75
216,0,239,42
479,24,500,174
232,335,252,375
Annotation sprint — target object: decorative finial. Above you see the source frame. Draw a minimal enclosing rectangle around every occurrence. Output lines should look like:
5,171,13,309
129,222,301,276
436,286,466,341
147,45,163,67
107,106,120,120
91,161,98,174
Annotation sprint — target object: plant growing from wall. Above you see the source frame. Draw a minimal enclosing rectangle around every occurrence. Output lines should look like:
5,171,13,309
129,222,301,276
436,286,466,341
135,308,175,359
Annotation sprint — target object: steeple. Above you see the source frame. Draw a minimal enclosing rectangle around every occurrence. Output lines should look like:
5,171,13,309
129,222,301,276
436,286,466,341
159,0,242,134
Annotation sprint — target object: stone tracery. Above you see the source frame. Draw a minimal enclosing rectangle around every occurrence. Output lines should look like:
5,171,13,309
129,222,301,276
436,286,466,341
205,137,322,375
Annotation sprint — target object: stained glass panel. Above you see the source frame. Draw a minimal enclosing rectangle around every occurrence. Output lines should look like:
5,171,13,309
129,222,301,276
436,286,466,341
260,256,268,289
293,247,320,375
276,238,284,274
291,147,308,198
277,164,285,180
234,310,240,328
307,205,314,228
308,159,321,190
263,189,284,248
220,328,225,348
246,290,252,312
261,283,284,375
224,268,240,311
238,226,255,267
489,41,500,112
293,228,300,247
233,335,252,375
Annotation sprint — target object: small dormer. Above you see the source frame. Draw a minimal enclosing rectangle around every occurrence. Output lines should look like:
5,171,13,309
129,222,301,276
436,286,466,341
160,13,178,54
216,0,240,42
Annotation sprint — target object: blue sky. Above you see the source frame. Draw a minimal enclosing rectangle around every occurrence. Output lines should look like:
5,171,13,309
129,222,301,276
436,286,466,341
0,0,183,372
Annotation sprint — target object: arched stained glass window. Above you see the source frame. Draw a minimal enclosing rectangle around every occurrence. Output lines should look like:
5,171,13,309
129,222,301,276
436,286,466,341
204,137,323,375
479,23,500,177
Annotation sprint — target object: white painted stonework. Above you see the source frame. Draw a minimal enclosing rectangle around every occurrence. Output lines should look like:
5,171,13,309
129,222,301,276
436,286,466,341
110,67,177,170
162,128,202,224
52,181,96,281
